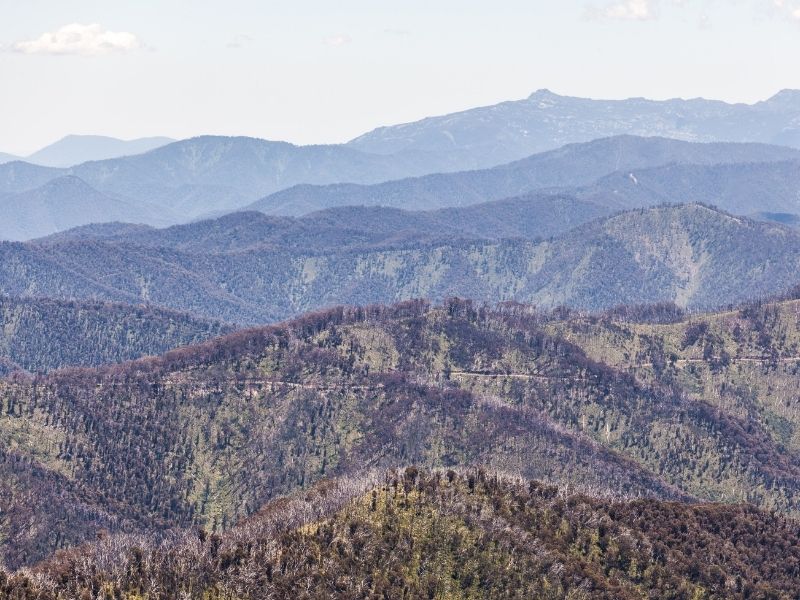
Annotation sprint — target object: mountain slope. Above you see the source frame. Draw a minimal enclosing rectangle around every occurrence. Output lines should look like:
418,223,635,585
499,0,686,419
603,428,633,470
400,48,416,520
0,300,688,566
26,135,175,168
0,161,61,195
66,135,456,211
36,221,155,243
4,297,800,570
1,135,797,236
250,136,800,215
0,176,172,241
0,296,233,373
0,152,19,165
6,469,800,598
577,160,800,213
526,204,800,309
4,204,799,323
303,194,612,243
0,136,493,227
41,195,611,254
349,88,800,170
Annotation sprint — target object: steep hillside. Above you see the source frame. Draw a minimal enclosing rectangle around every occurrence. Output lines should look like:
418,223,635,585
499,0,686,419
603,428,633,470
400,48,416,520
0,176,170,241
547,295,800,454
4,298,800,568
530,204,800,309
251,136,800,215
349,88,800,170
5,205,800,323
5,469,800,599
577,160,800,213
0,296,233,373
0,162,61,195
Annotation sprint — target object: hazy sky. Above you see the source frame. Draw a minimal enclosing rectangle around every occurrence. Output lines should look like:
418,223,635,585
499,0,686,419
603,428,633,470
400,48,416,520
2,0,799,155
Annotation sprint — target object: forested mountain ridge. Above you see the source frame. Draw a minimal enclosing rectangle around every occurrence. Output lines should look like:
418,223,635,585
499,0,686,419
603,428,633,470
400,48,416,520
547,295,800,453
4,204,800,323
0,296,233,373
250,135,800,215
349,88,800,170
39,195,611,254
5,468,800,599
4,297,800,569
575,159,800,214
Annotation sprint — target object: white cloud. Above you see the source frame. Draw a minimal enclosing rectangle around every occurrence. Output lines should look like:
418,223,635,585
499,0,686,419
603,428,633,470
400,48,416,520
12,23,140,56
603,0,655,20
323,34,352,47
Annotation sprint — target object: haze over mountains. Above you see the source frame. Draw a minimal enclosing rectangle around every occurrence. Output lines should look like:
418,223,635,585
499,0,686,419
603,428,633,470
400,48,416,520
0,135,464,238
249,136,800,215
3,134,800,241
3,89,800,241
0,135,174,167
7,86,800,595
350,88,800,169
0,176,168,241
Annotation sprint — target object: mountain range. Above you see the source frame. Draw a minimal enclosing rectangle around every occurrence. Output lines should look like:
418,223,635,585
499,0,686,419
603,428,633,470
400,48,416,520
6,87,800,593
0,135,175,168
43,195,611,253
7,89,800,178
24,135,176,168
4,134,800,241
4,294,800,576
0,88,799,240
250,135,800,215
349,88,800,170
0,135,469,237
0,203,797,324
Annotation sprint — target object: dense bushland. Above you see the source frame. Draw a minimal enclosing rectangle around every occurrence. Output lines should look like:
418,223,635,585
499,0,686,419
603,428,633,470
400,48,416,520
0,296,232,373
3,469,800,599
4,298,800,571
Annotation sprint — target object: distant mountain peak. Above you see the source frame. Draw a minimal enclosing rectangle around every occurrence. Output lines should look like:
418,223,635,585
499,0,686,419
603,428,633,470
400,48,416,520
27,135,176,168
0,151,21,165
528,88,561,99
349,89,800,168
761,89,800,110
